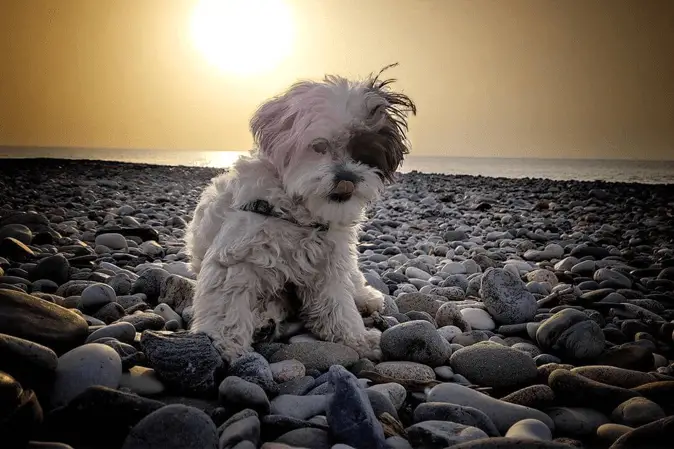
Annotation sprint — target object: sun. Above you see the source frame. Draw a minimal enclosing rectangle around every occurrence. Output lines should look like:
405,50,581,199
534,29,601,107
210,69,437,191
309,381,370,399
190,0,294,76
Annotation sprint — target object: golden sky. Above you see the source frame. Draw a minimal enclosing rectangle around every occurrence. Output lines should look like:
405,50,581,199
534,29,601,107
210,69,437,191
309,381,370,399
1,0,673,159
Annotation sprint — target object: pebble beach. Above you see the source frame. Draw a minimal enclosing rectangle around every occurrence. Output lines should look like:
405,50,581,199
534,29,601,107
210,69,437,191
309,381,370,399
1,157,674,449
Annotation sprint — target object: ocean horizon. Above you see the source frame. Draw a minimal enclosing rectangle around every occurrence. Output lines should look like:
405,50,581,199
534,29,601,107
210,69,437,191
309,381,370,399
2,146,674,185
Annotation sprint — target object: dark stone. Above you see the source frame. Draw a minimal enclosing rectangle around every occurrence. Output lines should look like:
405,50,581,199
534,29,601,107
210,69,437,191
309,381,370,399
228,352,279,396
596,342,655,371
40,386,164,449
0,333,58,394
326,365,386,449
96,226,159,242
121,404,218,449
631,381,674,415
0,289,88,355
413,402,500,437
260,414,329,441
93,301,126,324
275,428,331,449
0,371,44,448
29,254,70,285
140,331,225,396
117,312,165,332
0,237,35,262
548,369,641,413
609,416,674,449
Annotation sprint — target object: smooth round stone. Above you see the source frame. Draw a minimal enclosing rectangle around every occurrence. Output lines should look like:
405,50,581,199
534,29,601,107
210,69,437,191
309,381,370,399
595,342,654,371
0,224,32,244
119,366,165,396
0,371,42,448
571,365,656,388
406,421,488,447
434,302,470,331
406,267,432,281
442,262,467,274
526,270,558,287
500,385,555,410
50,343,123,408
413,402,500,437
0,333,58,391
596,423,633,445
153,304,183,328
367,382,406,410
373,362,435,383
505,419,552,441
269,342,358,372
451,331,490,347
80,284,116,310
327,365,386,449
395,293,444,315
434,366,454,381
0,289,88,355
270,394,329,420
95,233,128,251
608,416,674,448
611,397,666,427
86,322,136,344
437,326,463,343
536,308,605,362
548,369,640,412
449,342,537,388
139,241,163,257
219,376,270,415
274,428,331,448
480,268,538,325
380,320,451,367
546,407,609,437
270,360,306,383
459,308,495,331
427,383,554,434
511,342,542,358
117,312,165,332
445,437,583,448
219,415,260,449
571,260,596,274
594,268,632,289
121,404,217,449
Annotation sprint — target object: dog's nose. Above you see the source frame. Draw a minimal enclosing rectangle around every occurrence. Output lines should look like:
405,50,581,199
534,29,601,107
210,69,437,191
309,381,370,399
334,180,355,196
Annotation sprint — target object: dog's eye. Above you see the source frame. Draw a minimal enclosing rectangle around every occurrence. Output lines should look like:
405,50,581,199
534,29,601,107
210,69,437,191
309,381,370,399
369,105,384,118
311,139,330,154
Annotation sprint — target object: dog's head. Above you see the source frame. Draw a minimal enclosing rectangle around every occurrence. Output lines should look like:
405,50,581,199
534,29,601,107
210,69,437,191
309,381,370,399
250,64,416,225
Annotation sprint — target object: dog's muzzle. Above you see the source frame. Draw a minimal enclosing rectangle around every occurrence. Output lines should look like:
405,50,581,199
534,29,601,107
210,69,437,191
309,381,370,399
329,170,360,202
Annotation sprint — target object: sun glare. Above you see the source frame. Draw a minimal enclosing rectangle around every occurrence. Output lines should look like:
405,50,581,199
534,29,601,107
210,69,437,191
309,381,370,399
190,0,294,76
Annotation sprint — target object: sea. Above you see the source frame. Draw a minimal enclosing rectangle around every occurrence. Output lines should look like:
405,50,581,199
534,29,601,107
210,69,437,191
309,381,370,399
2,146,674,185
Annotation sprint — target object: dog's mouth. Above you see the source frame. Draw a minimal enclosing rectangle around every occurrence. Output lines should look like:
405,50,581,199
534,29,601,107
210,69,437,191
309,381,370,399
328,180,355,202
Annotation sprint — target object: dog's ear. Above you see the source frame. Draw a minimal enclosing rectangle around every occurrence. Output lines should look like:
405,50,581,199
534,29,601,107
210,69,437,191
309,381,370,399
366,63,417,181
249,95,295,158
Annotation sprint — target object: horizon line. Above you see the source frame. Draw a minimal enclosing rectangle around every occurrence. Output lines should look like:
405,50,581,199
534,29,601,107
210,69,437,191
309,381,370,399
0,144,672,163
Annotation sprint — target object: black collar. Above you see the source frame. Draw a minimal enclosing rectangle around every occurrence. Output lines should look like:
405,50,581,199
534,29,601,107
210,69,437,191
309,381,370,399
240,199,329,232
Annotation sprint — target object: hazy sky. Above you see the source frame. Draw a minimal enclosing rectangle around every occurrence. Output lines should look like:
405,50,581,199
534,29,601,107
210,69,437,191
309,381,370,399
1,0,673,159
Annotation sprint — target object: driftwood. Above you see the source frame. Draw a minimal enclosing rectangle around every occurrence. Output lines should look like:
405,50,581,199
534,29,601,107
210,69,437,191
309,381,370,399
378,412,407,439
537,286,576,308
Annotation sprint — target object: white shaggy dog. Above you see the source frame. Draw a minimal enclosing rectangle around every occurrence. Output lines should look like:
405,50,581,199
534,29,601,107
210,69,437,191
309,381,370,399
185,65,416,363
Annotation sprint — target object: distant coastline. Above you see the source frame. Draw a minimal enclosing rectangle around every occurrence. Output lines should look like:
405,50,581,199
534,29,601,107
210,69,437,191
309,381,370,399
1,145,673,184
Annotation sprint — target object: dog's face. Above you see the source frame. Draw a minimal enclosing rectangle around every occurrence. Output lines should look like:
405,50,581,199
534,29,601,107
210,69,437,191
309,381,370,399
250,65,416,224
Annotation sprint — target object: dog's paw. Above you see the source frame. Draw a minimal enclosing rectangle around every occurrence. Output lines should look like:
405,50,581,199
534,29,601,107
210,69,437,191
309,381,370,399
208,334,248,364
355,286,385,316
351,328,382,362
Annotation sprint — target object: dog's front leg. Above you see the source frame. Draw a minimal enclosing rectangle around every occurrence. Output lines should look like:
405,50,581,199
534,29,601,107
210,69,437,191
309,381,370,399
350,267,385,316
190,260,257,363
300,279,382,360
